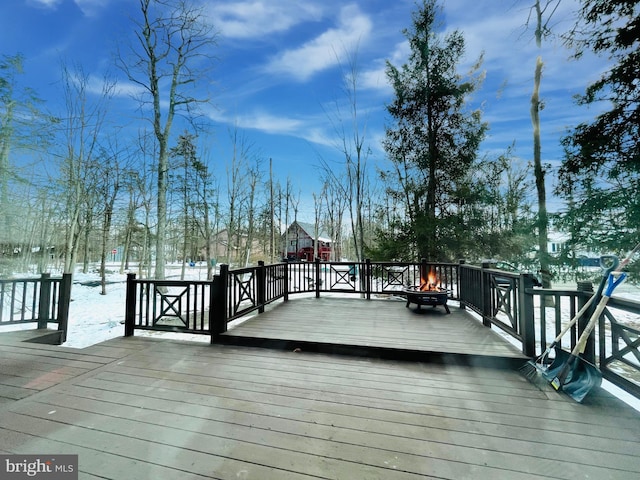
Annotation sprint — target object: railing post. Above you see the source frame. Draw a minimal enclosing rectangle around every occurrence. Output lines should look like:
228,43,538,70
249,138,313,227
37,273,51,329
210,264,229,340
315,257,321,298
53,273,72,343
365,259,371,300
518,273,536,357
257,260,266,313
577,280,596,363
124,273,137,337
480,262,492,327
458,260,465,309
283,261,289,302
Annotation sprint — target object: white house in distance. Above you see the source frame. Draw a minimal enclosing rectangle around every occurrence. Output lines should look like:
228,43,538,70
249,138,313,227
283,221,332,261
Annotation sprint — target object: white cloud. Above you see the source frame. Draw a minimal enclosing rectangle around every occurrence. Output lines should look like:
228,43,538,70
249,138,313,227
209,108,300,135
27,0,62,8
206,106,336,147
359,65,389,92
28,0,109,16
358,40,409,93
206,1,322,39
74,0,110,17
265,4,372,81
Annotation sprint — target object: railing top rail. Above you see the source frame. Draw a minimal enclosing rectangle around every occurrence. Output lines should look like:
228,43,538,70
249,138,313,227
526,287,585,296
0,276,60,284
131,278,213,286
607,295,640,314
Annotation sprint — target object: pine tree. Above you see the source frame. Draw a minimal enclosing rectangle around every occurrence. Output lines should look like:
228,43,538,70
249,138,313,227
558,0,639,255
382,0,487,261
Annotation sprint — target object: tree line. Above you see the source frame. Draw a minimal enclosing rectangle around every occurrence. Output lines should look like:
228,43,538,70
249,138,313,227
0,0,637,288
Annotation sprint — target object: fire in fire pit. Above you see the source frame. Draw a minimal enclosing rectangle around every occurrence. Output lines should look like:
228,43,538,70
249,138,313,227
403,272,450,314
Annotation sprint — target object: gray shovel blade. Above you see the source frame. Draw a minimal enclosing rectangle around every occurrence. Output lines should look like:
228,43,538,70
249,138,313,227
541,347,571,381
555,358,603,403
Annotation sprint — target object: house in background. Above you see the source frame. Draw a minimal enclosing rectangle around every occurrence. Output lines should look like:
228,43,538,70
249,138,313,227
284,221,332,261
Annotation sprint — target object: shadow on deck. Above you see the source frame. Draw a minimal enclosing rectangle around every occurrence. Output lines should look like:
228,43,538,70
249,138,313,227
216,296,527,369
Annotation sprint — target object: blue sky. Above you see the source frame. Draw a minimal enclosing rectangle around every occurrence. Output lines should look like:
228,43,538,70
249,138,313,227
1,0,610,220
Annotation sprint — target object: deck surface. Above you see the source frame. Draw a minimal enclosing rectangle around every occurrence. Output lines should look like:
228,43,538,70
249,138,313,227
1,299,640,479
220,296,526,366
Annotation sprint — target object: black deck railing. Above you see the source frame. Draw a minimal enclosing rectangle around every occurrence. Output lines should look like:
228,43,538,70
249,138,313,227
123,259,640,400
459,263,640,398
0,273,72,343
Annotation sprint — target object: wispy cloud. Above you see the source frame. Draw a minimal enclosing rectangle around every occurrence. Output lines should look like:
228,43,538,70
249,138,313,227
74,0,110,17
264,4,372,81
209,107,298,133
206,1,322,39
27,0,62,8
28,0,109,16
359,40,409,93
84,75,146,99
207,106,336,147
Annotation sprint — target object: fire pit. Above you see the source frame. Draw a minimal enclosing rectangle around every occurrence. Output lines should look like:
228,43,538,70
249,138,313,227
404,285,450,314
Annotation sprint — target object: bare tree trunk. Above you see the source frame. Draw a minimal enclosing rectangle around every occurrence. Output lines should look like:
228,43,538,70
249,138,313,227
530,0,553,289
121,0,217,279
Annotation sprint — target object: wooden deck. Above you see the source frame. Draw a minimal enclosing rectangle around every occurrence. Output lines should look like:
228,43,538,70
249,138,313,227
219,296,527,368
1,299,640,479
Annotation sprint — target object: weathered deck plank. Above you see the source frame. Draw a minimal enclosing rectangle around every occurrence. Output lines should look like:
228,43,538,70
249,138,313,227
0,302,639,479
219,296,527,363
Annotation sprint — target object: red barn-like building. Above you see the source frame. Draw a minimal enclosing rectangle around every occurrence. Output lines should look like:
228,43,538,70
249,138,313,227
284,221,332,261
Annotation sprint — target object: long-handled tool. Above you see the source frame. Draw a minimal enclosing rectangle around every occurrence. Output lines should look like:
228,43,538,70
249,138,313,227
549,244,639,402
519,294,593,386
549,272,626,401
519,256,616,389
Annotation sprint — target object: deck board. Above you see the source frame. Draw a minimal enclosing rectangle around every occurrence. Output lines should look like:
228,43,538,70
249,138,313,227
220,296,526,360
1,302,639,479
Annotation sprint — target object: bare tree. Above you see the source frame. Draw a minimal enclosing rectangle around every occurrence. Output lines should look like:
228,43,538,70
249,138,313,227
0,54,50,270
119,0,218,279
526,0,561,288
95,143,124,294
321,174,347,261
322,46,371,262
58,62,114,274
243,158,262,266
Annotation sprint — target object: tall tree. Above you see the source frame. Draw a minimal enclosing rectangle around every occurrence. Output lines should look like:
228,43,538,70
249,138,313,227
0,54,48,248
119,0,217,279
224,127,254,265
382,0,486,261
322,47,371,262
94,143,123,295
170,132,198,280
57,62,114,274
527,0,561,288
558,0,640,256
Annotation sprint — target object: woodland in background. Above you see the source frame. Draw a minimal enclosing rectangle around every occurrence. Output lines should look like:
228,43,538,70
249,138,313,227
0,0,637,284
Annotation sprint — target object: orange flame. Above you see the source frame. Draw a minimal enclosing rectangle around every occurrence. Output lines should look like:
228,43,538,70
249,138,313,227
420,273,439,291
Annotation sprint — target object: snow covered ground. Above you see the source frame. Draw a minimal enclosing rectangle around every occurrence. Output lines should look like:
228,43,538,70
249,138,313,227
2,263,639,411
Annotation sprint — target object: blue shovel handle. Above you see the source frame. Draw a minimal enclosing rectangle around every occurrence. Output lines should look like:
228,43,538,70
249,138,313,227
604,273,627,297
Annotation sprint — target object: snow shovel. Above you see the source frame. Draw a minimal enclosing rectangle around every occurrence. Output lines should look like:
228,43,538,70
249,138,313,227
550,271,627,402
520,255,616,388
520,293,595,387
539,256,619,383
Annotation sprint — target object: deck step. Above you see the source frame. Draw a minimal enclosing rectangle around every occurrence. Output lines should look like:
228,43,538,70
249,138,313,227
22,329,64,345
213,335,526,370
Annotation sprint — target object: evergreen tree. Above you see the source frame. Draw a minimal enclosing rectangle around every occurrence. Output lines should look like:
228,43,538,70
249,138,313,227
381,0,487,261
558,0,639,255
